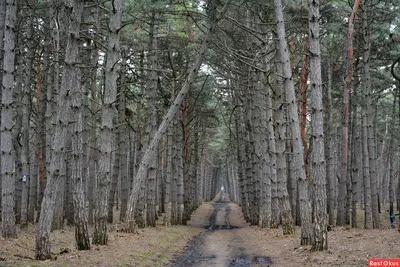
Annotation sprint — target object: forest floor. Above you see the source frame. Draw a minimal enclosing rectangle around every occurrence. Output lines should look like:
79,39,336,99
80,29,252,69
1,196,400,267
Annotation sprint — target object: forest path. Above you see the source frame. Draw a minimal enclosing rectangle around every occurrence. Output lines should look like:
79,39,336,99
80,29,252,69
168,193,272,267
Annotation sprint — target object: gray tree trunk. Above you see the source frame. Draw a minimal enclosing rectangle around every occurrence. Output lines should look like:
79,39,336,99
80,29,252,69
13,53,23,225
274,0,312,244
362,103,373,229
70,37,90,250
351,104,360,228
1,0,17,239
309,0,327,250
93,0,123,245
146,11,159,227
119,54,129,222
35,0,84,259
87,4,101,226
20,16,34,227
272,58,294,235
325,60,335,226
0,0,6,216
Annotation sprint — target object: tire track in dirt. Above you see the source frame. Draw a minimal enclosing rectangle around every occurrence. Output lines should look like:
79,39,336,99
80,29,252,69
168,193,272,267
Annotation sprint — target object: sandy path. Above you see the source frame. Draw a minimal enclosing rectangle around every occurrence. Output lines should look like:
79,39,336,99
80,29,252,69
169,193,272,267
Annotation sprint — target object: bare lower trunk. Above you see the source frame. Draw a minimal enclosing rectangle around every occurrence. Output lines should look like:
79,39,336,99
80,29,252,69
272,59,294,235
1,0,17,239
309,0,327,250
274,0,312,244
93,0,122,244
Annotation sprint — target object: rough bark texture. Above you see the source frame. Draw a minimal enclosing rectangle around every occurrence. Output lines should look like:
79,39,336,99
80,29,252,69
325,60,335,226
362,104,373,229
309,0,327,250
272,58,294,235
88,5,100,226
0,0,6,215
93,0,122,245
274,0,312,245
146,11,159,227
350,102,360,228
1,0,17,239
20,16,34,227
119,55,129,223
337,0,361,226
69,5,90,249
35,0,84,259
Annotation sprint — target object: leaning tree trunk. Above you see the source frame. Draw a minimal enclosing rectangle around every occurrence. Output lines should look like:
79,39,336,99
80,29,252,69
125,0,229,232
274,0,312,245
309,0,327,250
35,0,84,259
337,0,361,226
93,0,123,245
1,0,17,239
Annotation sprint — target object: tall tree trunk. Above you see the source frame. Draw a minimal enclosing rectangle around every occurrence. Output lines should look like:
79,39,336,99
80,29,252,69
351,101,360,228
146,10,159,227
309,0,327,250
272,58,294,235
1,0,17,239
20,16,34,227
88,4,100,226
119,53,129,222
274,0,312,245
337,0,361,226
35,0,84,259
0,0,6,216
125,0,228,232
93,0,122,245
70,36,90,250
325,60,335,226
362,102,373,229
362,0,379,228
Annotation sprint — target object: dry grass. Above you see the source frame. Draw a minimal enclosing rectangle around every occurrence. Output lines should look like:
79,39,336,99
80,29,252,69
0,221,203,267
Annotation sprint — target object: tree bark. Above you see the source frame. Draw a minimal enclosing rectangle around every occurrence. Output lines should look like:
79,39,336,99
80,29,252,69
20,16,34,227
93,0,123,245
0,0,6,216
337,0,361,226
119,53,129,222
1,0,17,239
363,4,379,228
309,0,327,250
70,36,91,250
272,58,294,235
274,0,312,245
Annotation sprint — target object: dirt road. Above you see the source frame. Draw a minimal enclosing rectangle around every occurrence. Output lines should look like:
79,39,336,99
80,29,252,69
169,193,272,267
